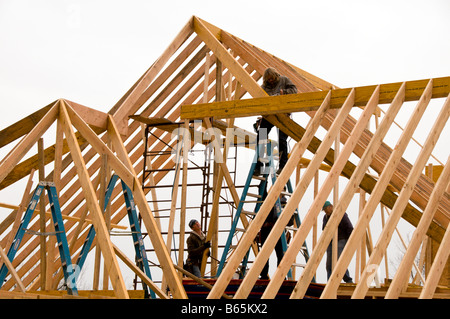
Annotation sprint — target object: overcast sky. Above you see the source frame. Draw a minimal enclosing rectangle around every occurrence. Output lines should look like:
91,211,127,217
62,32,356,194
0,0,449,286
1,0,449,127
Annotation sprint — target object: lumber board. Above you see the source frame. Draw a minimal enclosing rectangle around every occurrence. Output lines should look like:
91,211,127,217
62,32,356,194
110,17,194,122
0,101,58,185
0,102,54,148
180,76,450,119
107,115,187,299
192,16,266,98
387,155,450,299
234,90,332,298
320,83,408,298
59,101,129,299
266,113,446,242
352,92,449,299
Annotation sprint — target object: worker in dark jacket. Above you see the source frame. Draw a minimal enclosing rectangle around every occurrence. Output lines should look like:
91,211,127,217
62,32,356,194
254,67,298,176
322,201,353,283
259,196,286,280
258,183,287,279
185,219,210,277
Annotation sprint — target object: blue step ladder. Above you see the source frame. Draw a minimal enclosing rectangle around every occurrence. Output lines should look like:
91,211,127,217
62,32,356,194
217,141,310,279
0,181,78,295
75,174,156,299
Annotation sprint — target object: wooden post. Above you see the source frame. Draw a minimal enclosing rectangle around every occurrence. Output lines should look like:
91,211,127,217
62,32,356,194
386,155,450,298
352,82,448,299
59,101,129,299
37,138,47,290
178,120,190,279
419,160,450,298
320,82,419,297
106,115,187,299
0,102,58,185
286,86,380,299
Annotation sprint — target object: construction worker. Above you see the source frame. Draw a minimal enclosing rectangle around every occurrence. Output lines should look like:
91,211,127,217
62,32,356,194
185,219,210,278
253,67,298,176
322,201,354,283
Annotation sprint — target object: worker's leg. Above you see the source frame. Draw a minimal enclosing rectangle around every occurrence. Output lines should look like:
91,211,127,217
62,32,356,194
192,265,201,278
277,128,288,173
326,243,332,280
338,239,353,283
259,226,271,279
255,118,274,175
275,234,284,266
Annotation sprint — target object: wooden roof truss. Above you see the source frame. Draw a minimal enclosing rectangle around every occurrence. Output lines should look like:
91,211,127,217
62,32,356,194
0,16,449,299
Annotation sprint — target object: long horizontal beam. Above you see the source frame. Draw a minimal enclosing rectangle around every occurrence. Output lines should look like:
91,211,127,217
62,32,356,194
180,76,450,119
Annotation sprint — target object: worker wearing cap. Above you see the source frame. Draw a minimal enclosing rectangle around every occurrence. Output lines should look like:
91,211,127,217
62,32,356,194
185,219,210,278
253,67,297,176
322,201,354,283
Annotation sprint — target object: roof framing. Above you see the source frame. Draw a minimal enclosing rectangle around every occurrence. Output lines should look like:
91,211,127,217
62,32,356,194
0,16,448,299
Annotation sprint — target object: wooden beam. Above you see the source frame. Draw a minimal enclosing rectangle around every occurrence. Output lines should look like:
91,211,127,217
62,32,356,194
59,101,129,299
0,245,26,292
264,114,446,243
110,17,194,123
386,154,449,298
180,76,450,119
352,84,449,299
65,100,128,136
0,101,58,185
264,87,381,299
106,115,187,299
233,90,332,298
295,85,406,299
192,16,267,98
112,244,169,299
37,138,47,290
419,158,450,298
64,104,135,187
209,90,352,299
320,82,408,298
0,102,55,148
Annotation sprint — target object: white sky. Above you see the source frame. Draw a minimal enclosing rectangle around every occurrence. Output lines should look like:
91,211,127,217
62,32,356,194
0,0,449,288
1,0,449,126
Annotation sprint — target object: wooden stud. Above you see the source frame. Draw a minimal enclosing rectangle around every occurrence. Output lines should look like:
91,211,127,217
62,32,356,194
0,245,26,292
320,82,419,297
112,244,169,299
264,86,379,298
192,16,266,98
107,115,187,299
233,90,332,298
386,140,450,295
419,158,450,298
352,82,449,299
0,101,58,185
59,101,129,299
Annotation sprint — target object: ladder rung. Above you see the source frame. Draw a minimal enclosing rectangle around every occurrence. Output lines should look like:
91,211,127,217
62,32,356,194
285,226,298,231
235,228,246,233
246,193,262,199
240,200,263,204
281,191,292,196
292,263,306,268
242,210,256,216
251,175,266,181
